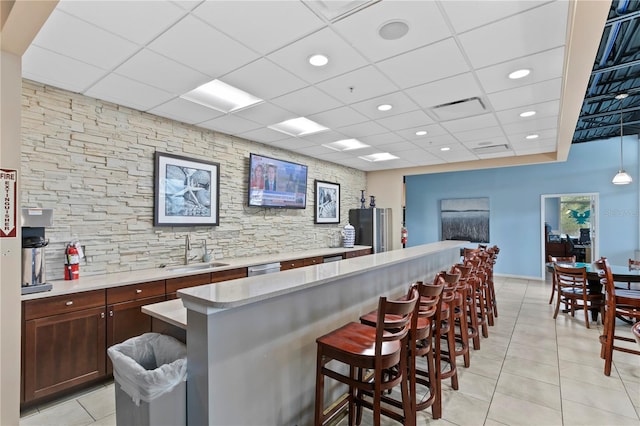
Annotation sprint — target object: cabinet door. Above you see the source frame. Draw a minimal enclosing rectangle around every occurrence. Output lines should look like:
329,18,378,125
23,307,106,402
106,295,166,374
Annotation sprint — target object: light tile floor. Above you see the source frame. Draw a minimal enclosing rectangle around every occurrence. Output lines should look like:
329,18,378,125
19,276,640,426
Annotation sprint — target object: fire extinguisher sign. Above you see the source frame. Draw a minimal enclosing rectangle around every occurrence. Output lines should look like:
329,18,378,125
0,169,17,238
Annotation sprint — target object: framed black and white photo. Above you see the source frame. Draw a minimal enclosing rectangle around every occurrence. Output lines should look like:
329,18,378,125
440,197,489,243
315,180,340,224
154,152,220,226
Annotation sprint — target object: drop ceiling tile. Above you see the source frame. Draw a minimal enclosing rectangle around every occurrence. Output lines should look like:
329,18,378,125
441,0,545,33
315,66,397,104
298,130,349,145
502,116,558,135
148,15,259,79
270,86,342,116
377,38,470,88
335,120,389,138
400,149,443,166
192,1,325,55
475,47,565,94
307,107,369,129
488,79,562,111
267,138,317,150
222,59,307,101
506,129,558,146
267,27,369,84
57,0,185,45
232,102,295,126
375,141,419,152
349,91,420,120
296,145,337,157
461,135,510,150
360,132,407,147
171,0,204,11
458,1,569,69
237,127,290,144
114,49,210,95
22,45,106,93
441,113,499,133
198,114,262,135
85,74,174,112
148,97,224,125
495,100,560,125
394,123,449,141
31,10,140,70
332,0,451,62
405,73,483,110
413,134,460,149
454,126,506,144
375,110,434,132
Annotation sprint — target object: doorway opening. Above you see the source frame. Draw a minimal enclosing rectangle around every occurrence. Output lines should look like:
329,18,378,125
541,193,598,278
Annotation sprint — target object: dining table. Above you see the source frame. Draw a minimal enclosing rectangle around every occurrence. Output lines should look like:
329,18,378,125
546,261,640,321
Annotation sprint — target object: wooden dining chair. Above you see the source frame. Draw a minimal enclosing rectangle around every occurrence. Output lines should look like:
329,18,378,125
314,291,419,426
553,263,603,329
547,255,576,304
626,258,640,289
595,257,640,376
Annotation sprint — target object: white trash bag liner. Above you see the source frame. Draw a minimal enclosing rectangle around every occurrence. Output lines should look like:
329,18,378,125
107,333,187,406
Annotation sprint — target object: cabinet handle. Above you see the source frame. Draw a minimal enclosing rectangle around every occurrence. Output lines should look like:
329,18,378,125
65,301,73,306
110,311,113,317
101,312,105,319
135,289,142,294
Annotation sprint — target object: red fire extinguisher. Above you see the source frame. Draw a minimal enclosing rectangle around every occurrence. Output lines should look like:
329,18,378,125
401,225,408,246
64,243,80,280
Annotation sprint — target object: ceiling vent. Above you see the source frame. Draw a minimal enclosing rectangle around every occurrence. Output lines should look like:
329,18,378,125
430,97,486,121
472,144,511,155
303,0,380,22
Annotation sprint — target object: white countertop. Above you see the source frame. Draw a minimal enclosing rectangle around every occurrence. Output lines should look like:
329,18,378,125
143,241,465,328
21,246,370,301
180,241,464,312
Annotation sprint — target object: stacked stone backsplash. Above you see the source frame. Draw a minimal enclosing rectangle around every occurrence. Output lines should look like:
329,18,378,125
21,81,366,280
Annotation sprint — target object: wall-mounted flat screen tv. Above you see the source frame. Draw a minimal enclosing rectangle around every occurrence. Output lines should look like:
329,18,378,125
248,153,308,209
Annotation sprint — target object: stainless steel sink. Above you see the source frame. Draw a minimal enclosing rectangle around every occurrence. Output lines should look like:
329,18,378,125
167,262,229,272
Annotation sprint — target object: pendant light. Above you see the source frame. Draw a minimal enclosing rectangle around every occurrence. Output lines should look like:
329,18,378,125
612,94,632,185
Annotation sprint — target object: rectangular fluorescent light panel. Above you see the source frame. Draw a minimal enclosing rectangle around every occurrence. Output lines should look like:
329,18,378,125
181,79,263,113
359,152,399,162
323,139,370,151
268,117,329,137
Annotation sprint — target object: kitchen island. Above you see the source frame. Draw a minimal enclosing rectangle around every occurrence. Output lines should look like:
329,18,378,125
147,241,465,425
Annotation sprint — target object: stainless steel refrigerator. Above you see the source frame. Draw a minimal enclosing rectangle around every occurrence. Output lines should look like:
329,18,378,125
348,208,392,253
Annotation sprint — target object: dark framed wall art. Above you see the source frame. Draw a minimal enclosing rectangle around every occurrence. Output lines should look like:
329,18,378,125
441,197,489,243
315,180,340,224
154,152,220,226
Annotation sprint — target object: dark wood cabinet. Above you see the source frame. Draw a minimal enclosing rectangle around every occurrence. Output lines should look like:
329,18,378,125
22,290,106,403
343,248,372,259
166,273,213,300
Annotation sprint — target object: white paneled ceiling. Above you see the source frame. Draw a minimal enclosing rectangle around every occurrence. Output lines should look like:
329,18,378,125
22,0,594,172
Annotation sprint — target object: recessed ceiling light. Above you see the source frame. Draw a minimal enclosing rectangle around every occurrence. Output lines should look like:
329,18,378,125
268,117,329,137
440,147,450,151
323,139,370,151
181,79,263,113
526,134,539,140
508,69,531,79
378,20,409,40
377,104,393,111
359,152,399,162
519,110,536,118
415,130,427,136
308,54,329,67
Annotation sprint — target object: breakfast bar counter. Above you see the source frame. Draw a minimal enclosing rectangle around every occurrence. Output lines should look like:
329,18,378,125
169,241,465,426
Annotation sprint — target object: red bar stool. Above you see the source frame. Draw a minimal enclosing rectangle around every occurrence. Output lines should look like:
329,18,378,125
314,291,419,426
360,280,444,419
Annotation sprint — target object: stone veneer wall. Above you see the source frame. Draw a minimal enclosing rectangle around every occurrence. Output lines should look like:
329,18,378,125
21,80,367,279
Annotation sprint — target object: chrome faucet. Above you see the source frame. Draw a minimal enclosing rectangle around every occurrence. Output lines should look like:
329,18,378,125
184,234,192,265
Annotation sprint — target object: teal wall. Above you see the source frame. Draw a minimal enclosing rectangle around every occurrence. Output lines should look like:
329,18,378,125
405,137,639,278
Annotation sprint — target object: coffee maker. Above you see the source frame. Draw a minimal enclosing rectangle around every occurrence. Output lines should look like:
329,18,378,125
21,208,53,295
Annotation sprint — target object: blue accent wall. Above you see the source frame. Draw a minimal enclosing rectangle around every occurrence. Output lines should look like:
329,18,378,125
405,137,638,278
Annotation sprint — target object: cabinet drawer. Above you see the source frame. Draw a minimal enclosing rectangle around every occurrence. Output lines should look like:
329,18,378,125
210,267,247,283
24,290,105,320
166,273,211,294
280,259,304,270
106,280,165,305
303,256,323,266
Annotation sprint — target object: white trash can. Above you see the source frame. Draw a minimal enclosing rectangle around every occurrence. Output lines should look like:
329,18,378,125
107,333,187,426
